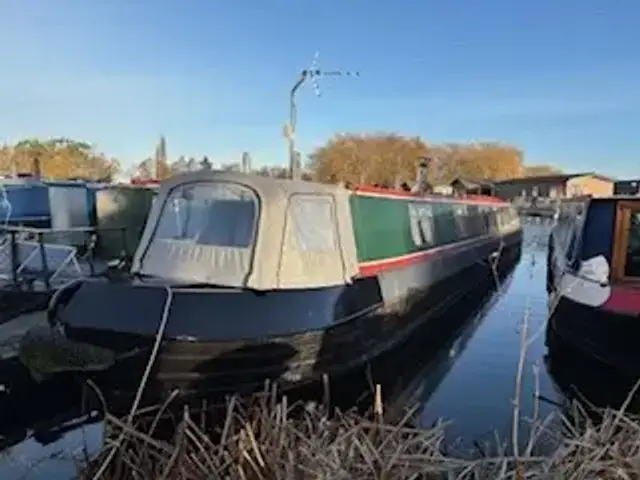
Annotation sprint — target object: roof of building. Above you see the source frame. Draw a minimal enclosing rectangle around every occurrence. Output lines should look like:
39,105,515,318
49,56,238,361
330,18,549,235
494,172,614,185
450,177,495,188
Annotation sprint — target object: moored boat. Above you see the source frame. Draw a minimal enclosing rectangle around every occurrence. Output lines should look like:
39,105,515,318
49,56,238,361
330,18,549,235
0,179,157,321
547,196,640,375
19,169,522,406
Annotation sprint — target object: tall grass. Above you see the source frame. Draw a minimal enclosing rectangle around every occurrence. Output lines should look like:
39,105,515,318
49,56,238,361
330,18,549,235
77,379,640,480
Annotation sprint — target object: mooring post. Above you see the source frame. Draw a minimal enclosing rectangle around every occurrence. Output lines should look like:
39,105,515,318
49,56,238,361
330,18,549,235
9,230,18,287
87,230,96,276
37,231,50,290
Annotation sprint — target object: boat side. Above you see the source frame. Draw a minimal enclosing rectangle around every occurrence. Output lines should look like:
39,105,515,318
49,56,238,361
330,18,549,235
548,196,640,374
349,187,522,311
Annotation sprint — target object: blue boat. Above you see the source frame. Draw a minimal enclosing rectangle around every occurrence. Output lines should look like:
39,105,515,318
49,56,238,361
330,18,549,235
0,178,156,322
547,195,640,375
0,178,50,228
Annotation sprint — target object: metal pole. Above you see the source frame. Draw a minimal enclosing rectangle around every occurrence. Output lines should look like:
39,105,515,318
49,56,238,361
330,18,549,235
10,231,18,287
289,71,307,180
287,56,359,181
37,232,50,290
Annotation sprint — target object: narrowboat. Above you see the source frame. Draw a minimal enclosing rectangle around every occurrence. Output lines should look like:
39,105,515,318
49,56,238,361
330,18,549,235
547,196,640,375
19,170,522,405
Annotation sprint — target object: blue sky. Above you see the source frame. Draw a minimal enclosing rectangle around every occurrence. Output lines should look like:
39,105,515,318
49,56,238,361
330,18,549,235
1,0,638,177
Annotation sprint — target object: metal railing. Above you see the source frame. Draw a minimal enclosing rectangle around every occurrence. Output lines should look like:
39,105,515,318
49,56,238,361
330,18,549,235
0,225,128,291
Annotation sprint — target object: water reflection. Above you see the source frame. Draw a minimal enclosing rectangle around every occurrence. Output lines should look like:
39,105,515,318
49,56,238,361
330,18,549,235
417,219,560,448
353,264,519,421
0,414,102,480
546,327,640,413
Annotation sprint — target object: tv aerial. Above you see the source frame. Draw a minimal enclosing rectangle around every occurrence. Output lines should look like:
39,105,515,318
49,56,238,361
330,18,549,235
285,52,360,180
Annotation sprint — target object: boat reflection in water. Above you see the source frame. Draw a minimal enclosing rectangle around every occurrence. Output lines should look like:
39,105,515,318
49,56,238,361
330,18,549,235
545,323,640,414
325,260,519,422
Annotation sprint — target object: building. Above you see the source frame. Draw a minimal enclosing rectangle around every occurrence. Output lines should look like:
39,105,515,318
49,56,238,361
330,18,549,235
449,177,496,196
432,184,454,195
614,180,640,196
493,173,614,201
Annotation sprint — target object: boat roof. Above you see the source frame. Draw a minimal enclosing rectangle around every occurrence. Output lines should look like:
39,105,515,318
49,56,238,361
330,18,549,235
591,195,640,202
131,170,359,290
351,184,509,205
130,171,516,291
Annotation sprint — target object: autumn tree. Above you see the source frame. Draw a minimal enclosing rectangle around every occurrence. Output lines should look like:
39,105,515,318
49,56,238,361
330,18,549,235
309,133,430,186
0,138,120,180
425,142,524,183
308,134,527,186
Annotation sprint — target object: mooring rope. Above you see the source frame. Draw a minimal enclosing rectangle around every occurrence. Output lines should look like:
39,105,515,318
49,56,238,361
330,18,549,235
91,284,175,480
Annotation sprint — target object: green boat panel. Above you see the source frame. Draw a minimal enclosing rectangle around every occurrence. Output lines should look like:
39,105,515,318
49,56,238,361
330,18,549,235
349,190,518,265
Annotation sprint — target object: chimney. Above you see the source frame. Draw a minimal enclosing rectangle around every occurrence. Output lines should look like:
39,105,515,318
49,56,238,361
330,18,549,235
32,156,42,179
411,157,431,195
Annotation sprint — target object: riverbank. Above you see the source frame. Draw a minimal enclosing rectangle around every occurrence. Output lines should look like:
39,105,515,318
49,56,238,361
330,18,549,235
77,381,640,480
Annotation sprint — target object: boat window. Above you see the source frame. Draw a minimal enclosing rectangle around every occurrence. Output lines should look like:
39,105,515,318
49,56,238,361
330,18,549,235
154,181,257,248
432,202,458,245
625,211,640,277
288,194,337,252
611,202,640,282
486,207,498,235
453,204,468,239
466,205,481,237
580,201,615,263
565,230,579,265
408,202,434,248
478,206,490,235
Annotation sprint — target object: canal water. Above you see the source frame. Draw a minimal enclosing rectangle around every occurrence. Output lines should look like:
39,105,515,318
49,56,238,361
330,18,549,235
0,220,613,479
417,219,561,446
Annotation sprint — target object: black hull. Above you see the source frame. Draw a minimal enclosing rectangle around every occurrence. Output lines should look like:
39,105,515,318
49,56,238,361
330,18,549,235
548,296,640,378
545,325,640,412
45,241,520,407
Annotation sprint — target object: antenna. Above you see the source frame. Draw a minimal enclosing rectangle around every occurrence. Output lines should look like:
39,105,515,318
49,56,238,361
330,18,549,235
286,52,360,180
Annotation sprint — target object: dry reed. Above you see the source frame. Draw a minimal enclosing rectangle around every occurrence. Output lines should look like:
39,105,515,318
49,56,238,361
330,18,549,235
76,379,640,480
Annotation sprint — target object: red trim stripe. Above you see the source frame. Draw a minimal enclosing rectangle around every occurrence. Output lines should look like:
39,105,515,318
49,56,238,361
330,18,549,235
352,184,507,205
358,234,493,277
602,285,640,316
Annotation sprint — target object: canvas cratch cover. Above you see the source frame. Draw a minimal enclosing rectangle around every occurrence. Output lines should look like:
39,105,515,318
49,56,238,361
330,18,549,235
131,171,359,290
